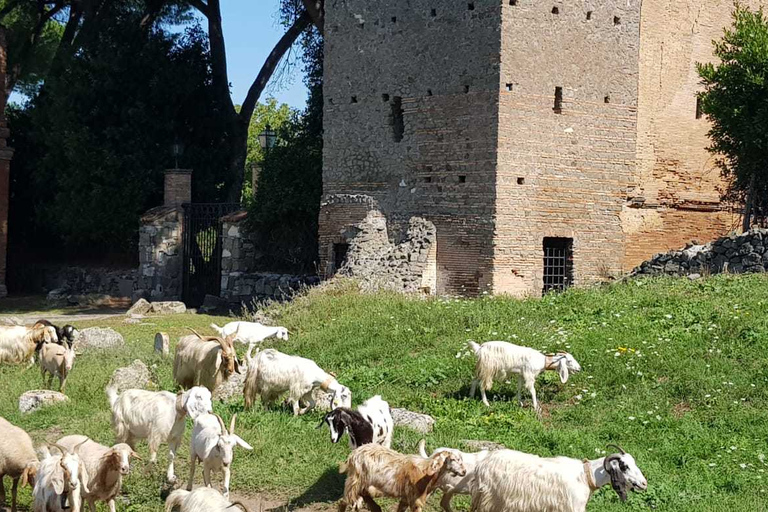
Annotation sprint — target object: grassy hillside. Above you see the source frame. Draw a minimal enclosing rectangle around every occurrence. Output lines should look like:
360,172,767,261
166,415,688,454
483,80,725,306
1,275,767,511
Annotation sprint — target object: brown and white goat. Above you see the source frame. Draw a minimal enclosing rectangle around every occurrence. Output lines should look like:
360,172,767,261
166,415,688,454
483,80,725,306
40,342,76,392
173,328,241,393
0,324,58,366
57,435,140,512
339,444,466,512
0,417,39,512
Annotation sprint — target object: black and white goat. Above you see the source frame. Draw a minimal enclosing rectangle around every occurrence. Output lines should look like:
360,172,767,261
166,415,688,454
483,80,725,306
33,320,78,350
319,395,393,449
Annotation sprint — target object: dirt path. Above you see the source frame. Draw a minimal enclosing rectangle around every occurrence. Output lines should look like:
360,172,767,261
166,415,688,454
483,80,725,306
229,493,337,512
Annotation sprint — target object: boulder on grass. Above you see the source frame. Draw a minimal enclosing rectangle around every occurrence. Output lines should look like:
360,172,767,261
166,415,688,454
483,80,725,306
126,298,152,316
391,408,435,434
109,360,153,392
212,372,246,402
74,327,124,351
150,301,187,315
19,390,69,414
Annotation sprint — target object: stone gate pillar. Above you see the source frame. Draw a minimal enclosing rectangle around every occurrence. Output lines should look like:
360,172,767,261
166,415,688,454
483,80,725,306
0,27,14,298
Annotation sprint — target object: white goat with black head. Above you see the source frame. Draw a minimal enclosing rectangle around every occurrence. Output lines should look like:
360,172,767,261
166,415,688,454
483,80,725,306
469,444,647,512
107,384,212,483
187,413,252,498
319,395,393,449
417,440,491,512
468,341,581,413
33,440,90,512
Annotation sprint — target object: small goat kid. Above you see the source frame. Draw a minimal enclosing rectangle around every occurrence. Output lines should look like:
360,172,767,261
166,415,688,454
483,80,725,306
33,320,78,350
0,417,39,512
210,321,288,345
243,347,352,415
339,444,466,512
165,487,249,512
319,395,393,449
40,342,75,392
57,435,139,512
33,441,90,512
187,414,252,498
173,329,242,393
0,324,57,366
469,444,647,512
468,341,581,412
107,384,212,482
417,440,490,512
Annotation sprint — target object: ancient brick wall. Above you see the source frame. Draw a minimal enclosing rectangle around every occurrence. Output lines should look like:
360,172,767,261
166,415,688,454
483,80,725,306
624,0,766,270
494,1,640,295
321,0,502,295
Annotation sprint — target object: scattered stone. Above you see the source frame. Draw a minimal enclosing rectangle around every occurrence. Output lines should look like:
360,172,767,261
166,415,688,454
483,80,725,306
150,301,187,315
687,273,701,280
461,440,506,452
123,318,141,324
19,390,70,414
126,298,152,316
46,288,69,304
154,332,170,356
109,360,153,392
212,372,246,402
74,327,125,351
391,408,435,434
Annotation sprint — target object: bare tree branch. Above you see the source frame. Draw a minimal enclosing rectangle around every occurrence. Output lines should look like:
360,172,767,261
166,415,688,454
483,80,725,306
187,0,208,18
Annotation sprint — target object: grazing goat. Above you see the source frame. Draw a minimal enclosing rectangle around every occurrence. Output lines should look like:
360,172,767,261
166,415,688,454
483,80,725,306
107,384,212,482
468,341,581,413
33,441,90,512
469,444,647,512
339,444,466,512
210,321,288,345
187,414,252,498
173,329,241,393
165,487,248,512
0,417,39,512
243,346,352,415
417,440,490,512
319,395,393,449
40,342,76,392
57,435,140,512
0,324,57,366
33,320,79,350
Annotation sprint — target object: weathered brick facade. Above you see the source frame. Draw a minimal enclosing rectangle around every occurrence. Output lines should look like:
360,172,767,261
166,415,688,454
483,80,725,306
320,0,754,297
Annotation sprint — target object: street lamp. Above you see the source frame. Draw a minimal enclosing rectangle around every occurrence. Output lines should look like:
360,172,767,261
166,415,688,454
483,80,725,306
171,140,184,169
257,124,277,150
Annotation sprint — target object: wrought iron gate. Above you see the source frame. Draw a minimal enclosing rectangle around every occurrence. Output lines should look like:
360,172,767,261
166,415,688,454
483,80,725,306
182,203,240,307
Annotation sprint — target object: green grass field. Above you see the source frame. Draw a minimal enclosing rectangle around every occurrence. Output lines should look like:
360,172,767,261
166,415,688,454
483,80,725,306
1,275,768,511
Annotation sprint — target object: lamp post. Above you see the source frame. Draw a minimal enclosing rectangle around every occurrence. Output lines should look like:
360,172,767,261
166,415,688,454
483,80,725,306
253,125,277,195
171,140,184,169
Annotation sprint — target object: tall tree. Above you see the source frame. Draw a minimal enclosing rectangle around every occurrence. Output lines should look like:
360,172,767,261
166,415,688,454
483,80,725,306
698,5,768,229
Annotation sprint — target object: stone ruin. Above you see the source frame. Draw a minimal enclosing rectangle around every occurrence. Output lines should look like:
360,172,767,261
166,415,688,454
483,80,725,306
632,229,768,278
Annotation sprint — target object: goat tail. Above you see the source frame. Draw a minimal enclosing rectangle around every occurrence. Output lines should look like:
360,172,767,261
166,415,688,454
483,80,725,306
105,383,119,409
210,323,224,336
417,439,428,458
467,341,482,355
165,489,189,512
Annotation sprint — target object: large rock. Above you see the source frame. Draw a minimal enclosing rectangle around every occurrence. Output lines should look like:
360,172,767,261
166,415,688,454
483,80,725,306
150,301,187,315
391,408,435,434
126,298,152,316
19,390,69,414
109,360,153,392
74,327,124,351
212,372,246,402
461,440,506,452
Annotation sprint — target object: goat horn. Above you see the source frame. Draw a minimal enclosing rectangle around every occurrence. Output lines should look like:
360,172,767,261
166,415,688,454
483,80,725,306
603,453,623,471
214,414,228,434
73,438,90,453
49,443,69,455
228,502,250,512
229,414,237,435
606,443,626,455
187,328,205,340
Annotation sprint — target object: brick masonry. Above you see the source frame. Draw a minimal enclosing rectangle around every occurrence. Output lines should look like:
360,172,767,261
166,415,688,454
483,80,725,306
164,169,192,207
320,0,761,297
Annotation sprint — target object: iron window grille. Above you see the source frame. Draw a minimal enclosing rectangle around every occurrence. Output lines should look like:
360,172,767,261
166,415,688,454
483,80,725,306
543,237,573,293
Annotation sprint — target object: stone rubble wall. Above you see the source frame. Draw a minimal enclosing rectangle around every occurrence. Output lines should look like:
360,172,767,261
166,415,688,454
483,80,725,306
26,265,138,298
137,206,183,301
338,210,437,294
220,212,319,304
632,229,768,277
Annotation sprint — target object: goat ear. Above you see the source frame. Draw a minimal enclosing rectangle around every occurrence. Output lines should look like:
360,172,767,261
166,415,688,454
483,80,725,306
79,460,90,494
427,453,447,476
558,359,569,384
233,435,253,451
20,465,37,488
131,451,142,460
606,460,628,502
52,476,64,495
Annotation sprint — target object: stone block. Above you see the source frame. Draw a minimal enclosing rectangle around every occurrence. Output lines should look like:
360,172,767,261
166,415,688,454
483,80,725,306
391,408,435,434
127,298,152,316
19,390,69,414
154,332,170,356
109,360,154,392
75,327,125,351
151,301,187,315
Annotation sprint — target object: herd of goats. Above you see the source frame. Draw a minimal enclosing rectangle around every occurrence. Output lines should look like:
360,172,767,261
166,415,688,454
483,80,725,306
0,318,648,512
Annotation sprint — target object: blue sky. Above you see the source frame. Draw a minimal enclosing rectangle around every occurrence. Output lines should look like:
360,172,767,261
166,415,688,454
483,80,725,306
215,0,309,109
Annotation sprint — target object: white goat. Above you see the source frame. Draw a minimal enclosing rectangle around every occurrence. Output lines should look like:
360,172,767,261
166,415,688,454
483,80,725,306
243,347,352,415
210,321,288,345
33,441,90,512
0,417,39,512
468,341,581,412
187,414,252,498
0,324,57,366
57,435,139,512
173,329,241,393
106,384,212,482
165,486,248,512
320,395,393,449
417,440,491,512
40,342,76,392
470,445,648,512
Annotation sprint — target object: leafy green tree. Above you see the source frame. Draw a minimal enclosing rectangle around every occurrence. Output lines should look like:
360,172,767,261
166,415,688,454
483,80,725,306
698,4,768,229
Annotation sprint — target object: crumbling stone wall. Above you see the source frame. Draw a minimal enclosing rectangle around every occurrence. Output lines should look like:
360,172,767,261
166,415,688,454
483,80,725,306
632,229,768,277
137,206,183,300
338,210,437,294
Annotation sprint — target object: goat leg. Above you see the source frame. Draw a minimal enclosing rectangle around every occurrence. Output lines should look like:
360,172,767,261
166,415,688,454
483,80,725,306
186,455,197,491
0,474,6,506
469,379,477,399
440,491,456,512
167,436,181,482
223,466,230,498
362,494,382,512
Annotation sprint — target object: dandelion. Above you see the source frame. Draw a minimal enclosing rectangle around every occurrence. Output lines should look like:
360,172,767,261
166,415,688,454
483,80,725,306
709,463,717,467
740,464,748,469
628,416,636,421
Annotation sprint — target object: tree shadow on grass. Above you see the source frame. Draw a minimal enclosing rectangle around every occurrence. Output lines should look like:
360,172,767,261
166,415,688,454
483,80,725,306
267,467,344,512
